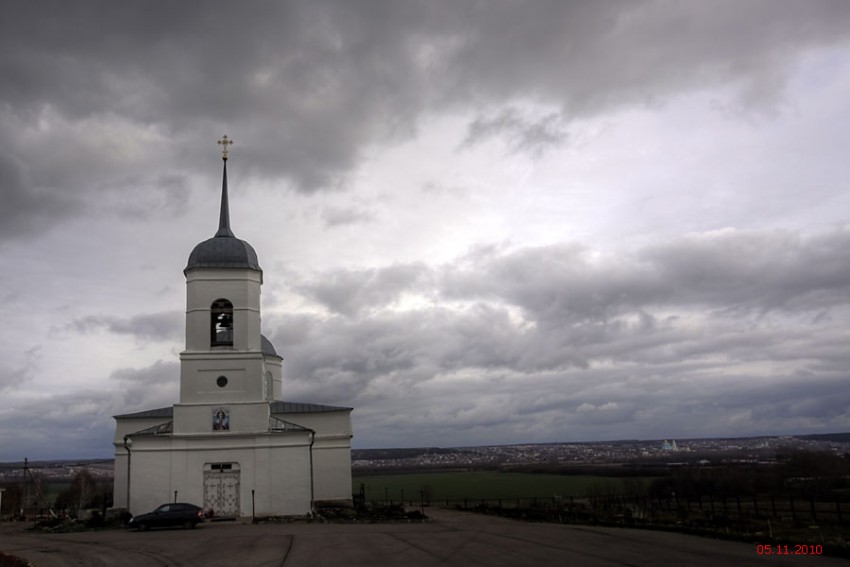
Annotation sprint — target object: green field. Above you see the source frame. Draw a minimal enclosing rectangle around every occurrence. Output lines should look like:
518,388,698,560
353,471,651,503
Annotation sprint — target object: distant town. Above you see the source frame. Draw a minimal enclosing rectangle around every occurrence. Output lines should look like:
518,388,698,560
2,432,848,482
351,432,850,473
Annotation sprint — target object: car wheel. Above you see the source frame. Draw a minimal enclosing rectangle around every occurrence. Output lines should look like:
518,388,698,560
183,520,194,529
138,522,149,532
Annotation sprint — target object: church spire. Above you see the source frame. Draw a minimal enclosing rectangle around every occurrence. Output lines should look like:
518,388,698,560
215,135,235,238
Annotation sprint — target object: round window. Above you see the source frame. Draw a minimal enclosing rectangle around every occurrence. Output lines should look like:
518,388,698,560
216,376,228,388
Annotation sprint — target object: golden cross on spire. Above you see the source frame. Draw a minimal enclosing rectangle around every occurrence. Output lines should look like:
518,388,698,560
217,135,233,160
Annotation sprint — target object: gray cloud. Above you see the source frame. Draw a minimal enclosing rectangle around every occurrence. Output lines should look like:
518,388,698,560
0,152,81,239
0,361,178,460
0,392,118,460
3,2,850,457
296,263,431,317
460,107,568,156
111,360,181,415
643,229,850,312
0,345,42,393
442,228,850,326
269,227,850,445
320,205,377,227
3,1,849,240
67,311,183,342
4,226,850,456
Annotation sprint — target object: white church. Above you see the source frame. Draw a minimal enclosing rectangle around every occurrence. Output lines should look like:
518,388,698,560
113,137,353,517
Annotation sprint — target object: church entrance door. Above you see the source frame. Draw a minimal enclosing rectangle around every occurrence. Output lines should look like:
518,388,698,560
203,463,240,517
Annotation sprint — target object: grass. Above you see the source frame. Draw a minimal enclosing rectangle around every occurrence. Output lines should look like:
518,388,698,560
353,471,649,502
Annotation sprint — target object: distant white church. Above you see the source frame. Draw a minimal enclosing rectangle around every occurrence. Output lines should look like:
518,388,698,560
113,137,353,517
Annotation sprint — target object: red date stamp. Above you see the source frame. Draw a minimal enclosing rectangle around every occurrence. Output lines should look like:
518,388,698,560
756,544,823,556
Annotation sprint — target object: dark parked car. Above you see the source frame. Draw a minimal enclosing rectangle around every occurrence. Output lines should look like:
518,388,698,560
129,503,205,531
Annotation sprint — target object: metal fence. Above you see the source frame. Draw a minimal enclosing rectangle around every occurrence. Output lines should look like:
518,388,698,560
376,493,849,526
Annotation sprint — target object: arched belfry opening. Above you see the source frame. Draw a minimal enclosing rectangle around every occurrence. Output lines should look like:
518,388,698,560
211,299,233,346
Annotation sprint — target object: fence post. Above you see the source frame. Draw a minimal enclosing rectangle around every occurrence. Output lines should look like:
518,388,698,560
736,496,742,516
789,497,796,521
752,494,759,517
810,497,816,522
770,494,777,518
836,499,842,522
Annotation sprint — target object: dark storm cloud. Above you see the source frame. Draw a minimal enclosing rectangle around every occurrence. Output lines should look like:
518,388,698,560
0,361,179,460
293,228,850,344
273,227,850,443
320,205,377,227
460,107,568,156
6,226,849,455
66,311,183,342
3,0,849,239
110,360,180,414
102,173,192,220
0,152,81,239
0,345,41,392
643,229,850,312
297,263,431,317
443,228,850,324
0,392,117,460
111,359,177,386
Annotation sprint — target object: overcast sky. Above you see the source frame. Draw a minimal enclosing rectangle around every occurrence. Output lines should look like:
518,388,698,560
2,1,850,460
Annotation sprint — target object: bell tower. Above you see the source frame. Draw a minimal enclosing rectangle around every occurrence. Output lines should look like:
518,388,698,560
173,136,281,435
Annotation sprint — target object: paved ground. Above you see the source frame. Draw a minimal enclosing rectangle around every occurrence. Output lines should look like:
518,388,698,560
0,508,845,566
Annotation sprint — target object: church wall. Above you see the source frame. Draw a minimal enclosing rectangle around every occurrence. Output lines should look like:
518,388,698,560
114,403,354,514
264,442,313,515
113,417,172,509
127,438,174,514
269,410,353,503
312,444,353,503
124,432,314,517
273,410,353,439
179,353,266,404
173,401,270,434
113,453,128,508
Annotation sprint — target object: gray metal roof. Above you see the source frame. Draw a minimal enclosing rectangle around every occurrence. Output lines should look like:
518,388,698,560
261,334,280,357
129,420,173,437
185,235,262,273
270,401,352,413
115,401,351,420
114,407,173,419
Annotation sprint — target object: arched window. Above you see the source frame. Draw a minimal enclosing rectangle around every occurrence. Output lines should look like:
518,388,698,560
264,371,273,401
211,299,233,346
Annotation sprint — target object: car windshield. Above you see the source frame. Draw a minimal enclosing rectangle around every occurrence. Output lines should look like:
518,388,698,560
156,505,170,513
